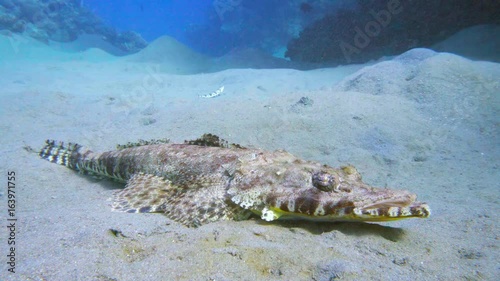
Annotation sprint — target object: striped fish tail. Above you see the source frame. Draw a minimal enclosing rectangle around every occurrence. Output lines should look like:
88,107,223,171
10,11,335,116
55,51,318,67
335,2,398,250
39,140,93,171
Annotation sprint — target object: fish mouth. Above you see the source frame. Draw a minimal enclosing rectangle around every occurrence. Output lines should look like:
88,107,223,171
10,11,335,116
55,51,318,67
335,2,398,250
350,192,431,221
351,201,431,222
256,188,431,222
265,195,431,222
337,193,431,222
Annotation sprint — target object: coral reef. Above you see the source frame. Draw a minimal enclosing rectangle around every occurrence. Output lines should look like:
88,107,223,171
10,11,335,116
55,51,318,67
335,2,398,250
285,0,500,64
0,0,147,53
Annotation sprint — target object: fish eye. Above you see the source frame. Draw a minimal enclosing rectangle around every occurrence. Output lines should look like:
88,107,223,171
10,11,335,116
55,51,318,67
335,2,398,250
312,172,337,192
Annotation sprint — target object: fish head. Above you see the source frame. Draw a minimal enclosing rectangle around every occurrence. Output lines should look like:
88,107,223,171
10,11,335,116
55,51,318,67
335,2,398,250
229,151,430,223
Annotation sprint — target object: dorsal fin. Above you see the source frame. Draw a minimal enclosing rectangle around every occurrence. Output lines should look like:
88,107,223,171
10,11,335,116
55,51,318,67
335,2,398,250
184,134,246,149
116,138,170,150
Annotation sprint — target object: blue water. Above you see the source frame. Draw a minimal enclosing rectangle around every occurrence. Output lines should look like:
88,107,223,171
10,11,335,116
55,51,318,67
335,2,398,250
82,0,342,56
84,0,212,43
79,1,498,62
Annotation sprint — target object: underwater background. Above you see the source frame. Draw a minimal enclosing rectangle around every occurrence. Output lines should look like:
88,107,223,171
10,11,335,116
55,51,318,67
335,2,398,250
0,0,499,280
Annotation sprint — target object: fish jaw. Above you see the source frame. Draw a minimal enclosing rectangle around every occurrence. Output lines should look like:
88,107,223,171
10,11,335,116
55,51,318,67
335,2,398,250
249,187,431,223
229,150,431,223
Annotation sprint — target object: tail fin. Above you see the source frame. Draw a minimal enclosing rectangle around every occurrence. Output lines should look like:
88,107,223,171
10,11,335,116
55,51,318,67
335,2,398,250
39,140,92,171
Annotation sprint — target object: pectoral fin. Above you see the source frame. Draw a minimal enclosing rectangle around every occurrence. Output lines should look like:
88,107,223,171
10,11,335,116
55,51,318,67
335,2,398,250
111,173,177,214
111,173,249,227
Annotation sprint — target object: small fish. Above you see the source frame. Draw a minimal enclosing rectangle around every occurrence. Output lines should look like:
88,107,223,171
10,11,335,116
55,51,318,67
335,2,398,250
199,86,224,98
34,134,430,227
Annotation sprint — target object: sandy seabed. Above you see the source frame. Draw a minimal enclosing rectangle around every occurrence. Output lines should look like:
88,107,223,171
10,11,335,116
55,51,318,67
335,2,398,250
0,33,499,281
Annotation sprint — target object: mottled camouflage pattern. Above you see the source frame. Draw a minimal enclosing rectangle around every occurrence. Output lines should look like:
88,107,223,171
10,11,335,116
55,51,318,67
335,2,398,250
37,134,430,227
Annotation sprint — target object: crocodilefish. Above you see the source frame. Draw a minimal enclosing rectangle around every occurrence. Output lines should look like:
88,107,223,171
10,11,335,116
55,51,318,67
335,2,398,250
33,134,430,227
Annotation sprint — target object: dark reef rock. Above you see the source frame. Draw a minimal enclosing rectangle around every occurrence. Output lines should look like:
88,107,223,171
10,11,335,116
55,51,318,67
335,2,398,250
185,0,346,57
0,0,147,53
285,0,500,64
